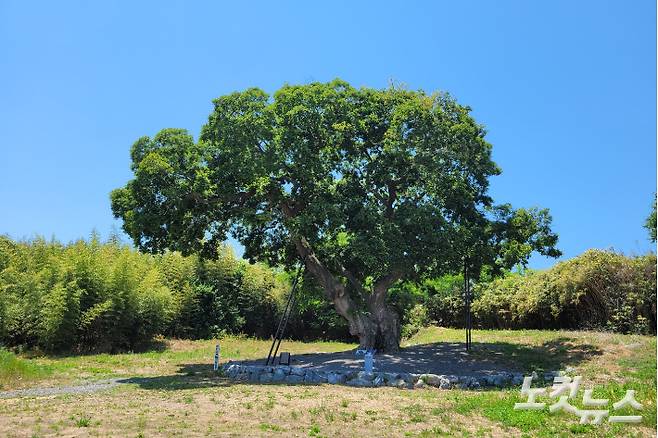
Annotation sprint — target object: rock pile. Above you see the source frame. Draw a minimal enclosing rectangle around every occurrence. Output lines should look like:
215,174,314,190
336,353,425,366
221,362,560,389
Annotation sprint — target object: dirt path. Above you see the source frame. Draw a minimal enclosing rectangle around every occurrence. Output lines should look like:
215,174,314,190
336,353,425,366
0,378,123,399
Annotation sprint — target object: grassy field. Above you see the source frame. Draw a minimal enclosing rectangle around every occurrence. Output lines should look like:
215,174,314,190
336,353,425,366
0,327,655,437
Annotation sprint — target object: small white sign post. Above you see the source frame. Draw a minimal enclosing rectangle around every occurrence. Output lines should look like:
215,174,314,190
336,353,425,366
364,351,374,373
213,344,220,371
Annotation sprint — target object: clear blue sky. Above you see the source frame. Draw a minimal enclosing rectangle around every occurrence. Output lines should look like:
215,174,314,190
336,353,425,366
1,1,655,269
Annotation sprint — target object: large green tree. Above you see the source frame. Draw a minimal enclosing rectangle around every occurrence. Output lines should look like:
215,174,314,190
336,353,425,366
111,80,560,351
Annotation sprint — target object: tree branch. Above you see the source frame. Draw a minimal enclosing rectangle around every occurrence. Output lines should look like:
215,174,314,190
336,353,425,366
340,265,367,299
187,189,256,208
385,182,397,218
371,271,403,305
277,193,365,309
293,237,347,300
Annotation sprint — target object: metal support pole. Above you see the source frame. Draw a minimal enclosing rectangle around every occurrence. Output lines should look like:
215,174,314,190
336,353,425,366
466,268,473,350
466,269,473,350
464,263,468,351
464,262,472,351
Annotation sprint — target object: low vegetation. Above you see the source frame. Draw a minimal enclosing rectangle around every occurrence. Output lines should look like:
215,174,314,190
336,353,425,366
407,250,656,336
0,235,283,353
0,349,49,389
473,250,656,334
0,235,655,356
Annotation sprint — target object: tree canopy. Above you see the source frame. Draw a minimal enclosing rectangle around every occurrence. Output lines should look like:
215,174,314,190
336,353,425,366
111,79,561,350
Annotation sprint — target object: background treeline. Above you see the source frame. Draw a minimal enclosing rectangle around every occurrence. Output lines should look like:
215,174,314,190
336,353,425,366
0,236,655,353
407,250,656,336
0,235,283,352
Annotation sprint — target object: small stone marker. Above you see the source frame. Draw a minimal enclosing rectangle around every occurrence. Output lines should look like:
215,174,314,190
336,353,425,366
279,352,291,365
364,351,374,373
213,344,220,371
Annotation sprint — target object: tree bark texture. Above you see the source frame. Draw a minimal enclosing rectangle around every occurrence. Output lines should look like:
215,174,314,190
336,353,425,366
294,237,401,352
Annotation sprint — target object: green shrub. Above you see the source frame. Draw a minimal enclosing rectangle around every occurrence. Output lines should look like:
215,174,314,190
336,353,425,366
134,268,175,343
3,233,650,353
0,236,286,351
0,235,288,351
473,250,656,334
238,262,280,337
40,281,81,351
165,248,282,339
0,236,177,351
401,304,430,339
157,251,197,338
279,274,350,342
422,275,467,328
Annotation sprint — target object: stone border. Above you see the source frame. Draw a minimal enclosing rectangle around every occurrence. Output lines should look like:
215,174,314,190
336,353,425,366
222,362,561,389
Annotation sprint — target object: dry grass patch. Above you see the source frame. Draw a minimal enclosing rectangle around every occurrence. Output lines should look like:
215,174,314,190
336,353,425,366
0,384,513,437
0,328,655,437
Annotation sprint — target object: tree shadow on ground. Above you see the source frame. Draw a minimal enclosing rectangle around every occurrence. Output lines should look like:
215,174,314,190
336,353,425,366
121,337,603,391
468,337,603,372
119,364,232,391
235,337,602,375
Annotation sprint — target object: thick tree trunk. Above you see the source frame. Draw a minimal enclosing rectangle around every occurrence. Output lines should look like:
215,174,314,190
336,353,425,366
352,302,400,352
279,201,403,351
292,237,402,352
364,275,401,352
328,291,401,352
